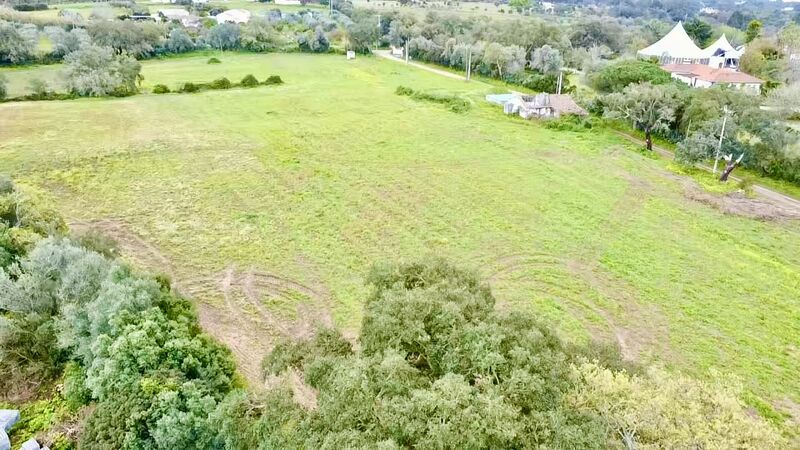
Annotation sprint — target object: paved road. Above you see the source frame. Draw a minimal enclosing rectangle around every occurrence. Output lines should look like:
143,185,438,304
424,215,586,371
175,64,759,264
374,50,467,81
612,130,800,212
377,50,800,213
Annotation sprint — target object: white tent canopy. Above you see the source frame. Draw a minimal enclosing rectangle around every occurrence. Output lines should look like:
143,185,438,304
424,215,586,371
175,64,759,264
702,34,736,57
638,22,706,61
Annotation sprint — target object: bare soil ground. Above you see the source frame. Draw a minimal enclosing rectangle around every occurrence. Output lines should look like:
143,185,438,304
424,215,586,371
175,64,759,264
68,218,333,385
684,187,800,221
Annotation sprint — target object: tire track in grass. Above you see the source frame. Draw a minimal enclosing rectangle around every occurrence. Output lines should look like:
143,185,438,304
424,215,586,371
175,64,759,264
67,218,334,385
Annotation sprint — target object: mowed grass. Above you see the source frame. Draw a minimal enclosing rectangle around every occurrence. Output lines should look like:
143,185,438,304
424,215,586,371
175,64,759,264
1,53,799,416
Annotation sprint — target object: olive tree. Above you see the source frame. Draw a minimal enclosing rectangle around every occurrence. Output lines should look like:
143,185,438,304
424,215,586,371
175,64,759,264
569,363,785,449
298,26,329,53
206,23,241,50
603,82,681,151
165,27,194,53
44,26,90,58
63,45,142,96
0,20,38,64
530,44,563,74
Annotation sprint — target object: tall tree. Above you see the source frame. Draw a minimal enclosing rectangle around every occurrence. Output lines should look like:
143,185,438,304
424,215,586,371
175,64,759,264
684,18,713,47
727,11,753,30
745,20,762,43
0,21,38,64
603,82,681,151
530,45,563,74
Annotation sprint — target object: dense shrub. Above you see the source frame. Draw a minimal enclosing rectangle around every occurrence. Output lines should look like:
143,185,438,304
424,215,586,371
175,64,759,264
206,23,240,50
0,74,7,100
544,114,595,131
165,28,194,54
590,59,672,93
2,236,237,448
207,57,221,64
71,228,118,257
297,26,330,53
210,77,231,89
63,45,142,97
180,82,200,93
512,71,575,94
263,75,283,85
44,26,90,59
87,20,164,58
152,83,170,94
0,20,38,64
240,74,259,87
395,85,414,96
395,85,471,113
12,3,48,11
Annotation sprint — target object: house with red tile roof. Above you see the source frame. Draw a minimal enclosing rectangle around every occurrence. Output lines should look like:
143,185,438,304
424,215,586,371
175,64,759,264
661,64,764,94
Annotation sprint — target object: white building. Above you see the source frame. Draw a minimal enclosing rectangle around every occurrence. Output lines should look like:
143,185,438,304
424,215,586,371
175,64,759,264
638,22,762,92
158,8,190,22
275,0,302,5
215,9,251,24
662,64,763,94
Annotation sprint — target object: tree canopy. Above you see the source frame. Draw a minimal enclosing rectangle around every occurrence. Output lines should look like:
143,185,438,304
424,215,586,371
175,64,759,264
590,60,672,93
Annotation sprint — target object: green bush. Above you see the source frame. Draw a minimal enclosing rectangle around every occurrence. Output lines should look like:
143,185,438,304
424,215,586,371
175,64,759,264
263,75,283,85
240,74,259,87
395,85,414,96
71,229,118,258
0,174,13,194
210,77,232,89
396,86,471,113
207,57,221,64
590,60,672,93
180,82,200,93
63,362,91,411
544,114,595,132
152,84,170,94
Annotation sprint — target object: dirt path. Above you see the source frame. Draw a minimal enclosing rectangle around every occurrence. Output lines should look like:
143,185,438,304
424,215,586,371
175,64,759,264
374,50,467,81
612,130,800,214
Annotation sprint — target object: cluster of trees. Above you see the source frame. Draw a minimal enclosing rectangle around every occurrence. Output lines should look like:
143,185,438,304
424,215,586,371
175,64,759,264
597,77,800,182
0,180,788,448
217,260,784,448
0,177,237,448
375,11,642,92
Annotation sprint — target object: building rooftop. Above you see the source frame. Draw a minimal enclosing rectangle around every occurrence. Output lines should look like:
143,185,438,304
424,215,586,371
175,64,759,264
661,64,763,84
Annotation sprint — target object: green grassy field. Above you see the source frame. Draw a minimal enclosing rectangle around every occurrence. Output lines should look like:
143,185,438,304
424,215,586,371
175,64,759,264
1,53,799,421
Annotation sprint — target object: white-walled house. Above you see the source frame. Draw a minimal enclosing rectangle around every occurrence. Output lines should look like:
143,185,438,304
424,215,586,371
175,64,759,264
662,64,763,94
215,9,251,24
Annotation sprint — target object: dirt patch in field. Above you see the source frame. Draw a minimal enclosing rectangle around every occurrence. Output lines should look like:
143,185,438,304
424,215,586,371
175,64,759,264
180,267,334,383
774,398,800,426
565,260,673,362
684,185,800,221
70,219,175,275
480,247,672,362
67,218,334,385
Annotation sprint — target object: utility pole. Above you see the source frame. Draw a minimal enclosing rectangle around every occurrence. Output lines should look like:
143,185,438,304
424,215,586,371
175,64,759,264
405,40,409,63
466,47,472,81
712,105,730,175
375,14,381,52
556,71,563,95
